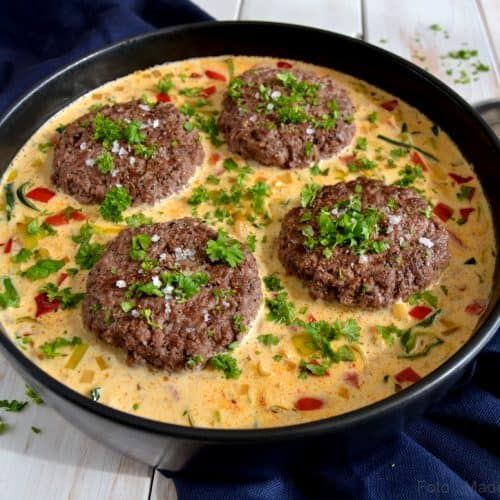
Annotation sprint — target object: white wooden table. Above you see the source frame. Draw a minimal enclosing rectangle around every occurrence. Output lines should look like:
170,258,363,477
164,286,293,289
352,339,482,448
1,1,498,499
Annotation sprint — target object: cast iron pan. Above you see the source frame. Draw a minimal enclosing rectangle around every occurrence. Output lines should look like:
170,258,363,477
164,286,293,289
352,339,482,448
0,21,499,468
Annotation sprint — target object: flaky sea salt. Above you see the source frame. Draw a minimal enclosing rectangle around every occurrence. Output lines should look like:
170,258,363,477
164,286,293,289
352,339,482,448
115,279,127,288
419,237,434,248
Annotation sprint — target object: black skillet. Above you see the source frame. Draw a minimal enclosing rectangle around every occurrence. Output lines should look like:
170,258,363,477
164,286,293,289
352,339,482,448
0,21,499,470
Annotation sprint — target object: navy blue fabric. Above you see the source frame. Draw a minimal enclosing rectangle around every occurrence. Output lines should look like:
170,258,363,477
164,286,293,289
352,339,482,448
0,4,498,499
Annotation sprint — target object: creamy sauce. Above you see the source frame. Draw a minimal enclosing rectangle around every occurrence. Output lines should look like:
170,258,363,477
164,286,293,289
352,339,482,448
0,56,495,429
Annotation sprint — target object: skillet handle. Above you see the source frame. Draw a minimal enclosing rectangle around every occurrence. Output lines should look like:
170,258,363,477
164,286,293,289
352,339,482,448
473,99,500,138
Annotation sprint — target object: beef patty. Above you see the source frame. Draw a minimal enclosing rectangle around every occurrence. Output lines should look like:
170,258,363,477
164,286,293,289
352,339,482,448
52,100,204,206
218,66,355,169
83,218,262,371
277,177,450,309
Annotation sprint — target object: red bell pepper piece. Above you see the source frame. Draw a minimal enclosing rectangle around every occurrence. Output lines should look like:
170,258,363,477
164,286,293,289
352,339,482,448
45,208,86,226
276,61,293,69
433,202,453,222
156,93,171,103
343,371,361,389
190,72,202,78
409,306,432,320
395,367,421,383
3,238,13,254
26,187,56,203
459,208,475,223
448,173,473,184
410,151,428,171
295,397,324,411
465,300,487,316
200,85,217,98
35,293,60,317
380,99,398,111
209,153,220,165
57,273,68,286
205,70,226,82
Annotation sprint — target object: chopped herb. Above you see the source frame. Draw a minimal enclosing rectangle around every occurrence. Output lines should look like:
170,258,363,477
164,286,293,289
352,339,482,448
156,74,174,94
120,301,135,313
265,291,295,325
31,426,42,434
89,387,101,401
4,183,15,221
99,186,132,222
448,49,478,60
0,399,28,412
25,385,43,405
304,141,313,158
186,355,204,368
408,290,438,308
38,142,53,153
210,353,241,379
125,213,153,227
10,248,33,264
263,274,283,292
456,185,474,201
40,336,82,359
96,151,114,174
246,233,256,252
257,334,280,346
300,183,321,208
206,230,244,267
309,164,329,176
394,164,424,187
232,313,246,333
355,136,368,150
21,259,65,281
73,223,105,269
39,283,85,309
161,271,209,301
188,186,209,206
26,218,57,237
367,111,378,124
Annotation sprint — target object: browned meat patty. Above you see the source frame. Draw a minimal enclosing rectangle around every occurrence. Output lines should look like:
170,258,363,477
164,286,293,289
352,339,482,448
52,100,204,206
277,177,449,309
218,67,355,169
82,218,262,371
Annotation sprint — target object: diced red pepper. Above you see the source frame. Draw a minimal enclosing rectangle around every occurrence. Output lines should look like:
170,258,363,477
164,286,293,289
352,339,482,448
380,99,399,111
200,85,217,98
3,238,13,254
209,153,220,165
307,314,317,323
190,72,202,78
459,208,475,223
57,273,68,286
395,367,421,383
449,173,473,184
433,202,453,222
277,61,293,69
156,92,171,103
45,209,86,226
409,306,432,320
465,300,487,316
35,293,60,317
340,154,357,164
205,70,226,82
26,187,56,203
343,371,361,389
410,151,428,171
294,397,324,411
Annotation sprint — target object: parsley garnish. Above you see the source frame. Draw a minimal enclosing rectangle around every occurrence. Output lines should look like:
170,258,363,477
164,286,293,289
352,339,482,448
408,290,438,308
96,151,114,174
10,248,33,264
257,334,280,346
265,291,295,325
206,230,244,267
40,336,82,359
125,213,153,227
300,183,321,208
0,400,28,412
263,274,283,292
25,385,43,405
99,186,132,222
73,223,104,269
210,353,241,379
0,278,20,310
161,271,209,301
394,165,424,187
21,259,65,281
39,283,85,309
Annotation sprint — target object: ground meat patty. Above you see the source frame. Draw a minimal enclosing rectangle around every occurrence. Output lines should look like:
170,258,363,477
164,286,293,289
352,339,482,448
277,178,449,309
83,218,262,371
218,67,355,169
52,100,203,205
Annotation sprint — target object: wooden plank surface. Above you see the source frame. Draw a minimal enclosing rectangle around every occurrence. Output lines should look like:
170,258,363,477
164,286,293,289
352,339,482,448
1,1,498,499
363,0,500,103
239,0,363,37
0,351,152,500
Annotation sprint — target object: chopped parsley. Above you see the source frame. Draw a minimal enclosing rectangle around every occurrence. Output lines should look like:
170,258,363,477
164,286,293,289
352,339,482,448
21,259,65,281
161,271,209,301
99,186,132,222
188,186,209,205
310,164,329,176
0,278,20,310
300,183,321,208
257,334,280,346
0,400,28,412
367,111,378,123
263,274,283,292
394,165,424,187
129,234,151,262
90,387,101,401
205,230,244,267
96,151,114,174
39,283,85,310
265,291,295,325
40,336,82,359
25,385,43,405
125,213,153,227
456,185,474,201
408,290,438,308
355,136,368,150
156,74,174,94
73,223,104,269
10,248,33,264
210,353,241,379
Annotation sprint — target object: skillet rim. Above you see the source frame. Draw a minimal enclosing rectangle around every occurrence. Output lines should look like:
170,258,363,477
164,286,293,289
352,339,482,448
0,20,499,444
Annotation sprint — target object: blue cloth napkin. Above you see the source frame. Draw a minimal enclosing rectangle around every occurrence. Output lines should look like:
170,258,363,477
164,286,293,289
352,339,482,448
1,3,498,499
